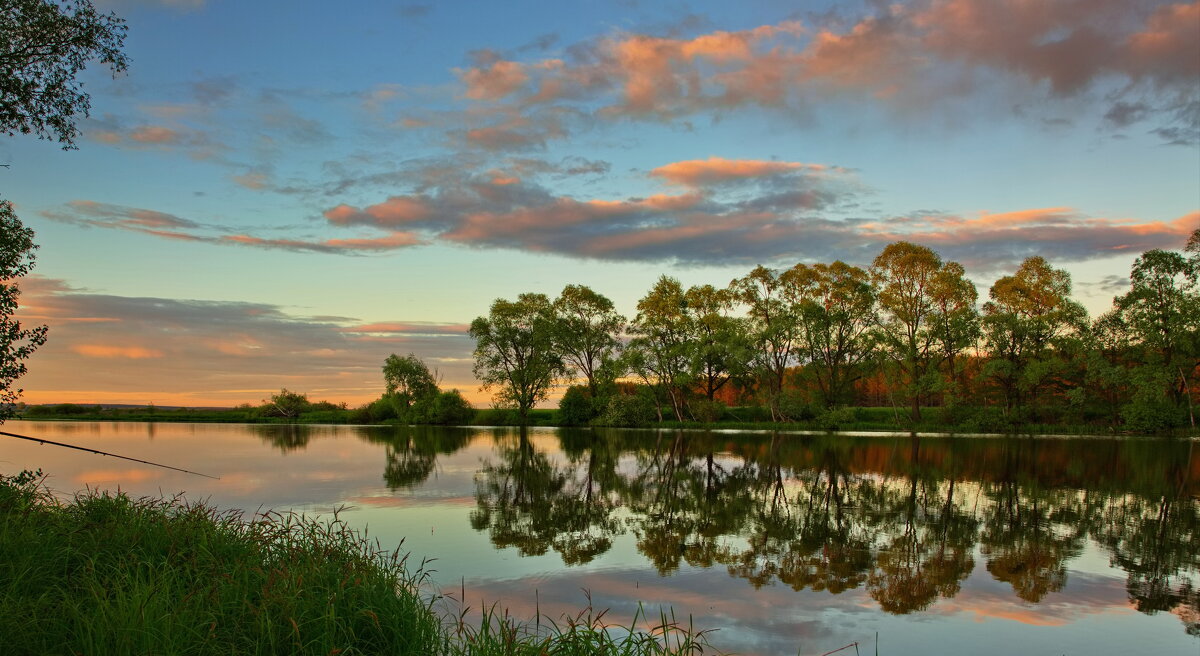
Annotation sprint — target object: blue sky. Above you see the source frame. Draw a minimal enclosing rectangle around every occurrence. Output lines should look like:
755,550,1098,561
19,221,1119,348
4,0,1198,406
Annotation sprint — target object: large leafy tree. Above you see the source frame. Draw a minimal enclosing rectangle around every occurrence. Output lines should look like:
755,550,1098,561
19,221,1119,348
782,260,877,408
1114,247,1199,429
683,283,750,404
981,256,1087,417
0,200,47,419
731,265,803,421
382,353,439,408
469,293,563,423
1,0,129,148
870,242,962,421
626,276,693,422
551,284,625,395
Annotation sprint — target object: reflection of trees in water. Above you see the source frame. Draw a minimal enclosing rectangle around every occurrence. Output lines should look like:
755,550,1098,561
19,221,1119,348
250,424,320,453
624,431,758,574
469,429,623,565
463,429,1198,628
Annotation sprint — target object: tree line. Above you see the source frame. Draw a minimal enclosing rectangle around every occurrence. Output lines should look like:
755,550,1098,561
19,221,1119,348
470,234,1200,432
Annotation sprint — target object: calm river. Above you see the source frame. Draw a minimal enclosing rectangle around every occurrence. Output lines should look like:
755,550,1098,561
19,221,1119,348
2,421,1197,655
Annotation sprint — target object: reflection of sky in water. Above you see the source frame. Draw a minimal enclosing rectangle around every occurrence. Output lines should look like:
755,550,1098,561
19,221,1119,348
2,421,1197,656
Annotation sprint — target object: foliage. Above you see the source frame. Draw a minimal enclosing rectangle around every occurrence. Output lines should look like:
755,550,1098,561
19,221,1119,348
557,385,596,426
981,256,1087,416
593,388,658,427
871,241,976,422
731,265,802,421
410,389,474,426
470,293,563,424
784,260,878,408
0,0,129,148
262,388,310,418
626,276,694,422
552,284,625,394
0,470,721,655
0,200,47,421
383,353,440,408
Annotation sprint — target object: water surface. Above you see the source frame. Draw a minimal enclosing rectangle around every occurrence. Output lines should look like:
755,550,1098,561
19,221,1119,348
3,421,1197,655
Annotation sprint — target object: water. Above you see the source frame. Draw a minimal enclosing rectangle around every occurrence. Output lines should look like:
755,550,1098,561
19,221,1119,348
2,421,1197,655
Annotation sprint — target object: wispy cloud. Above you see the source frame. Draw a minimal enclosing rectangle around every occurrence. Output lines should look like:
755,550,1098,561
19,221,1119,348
40,160,1198,270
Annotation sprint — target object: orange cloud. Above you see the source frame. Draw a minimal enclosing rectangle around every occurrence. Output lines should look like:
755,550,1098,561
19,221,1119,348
325,196,432,226
129,125,182,144
73,345,165,359
650,157,808,186
459,60,529,100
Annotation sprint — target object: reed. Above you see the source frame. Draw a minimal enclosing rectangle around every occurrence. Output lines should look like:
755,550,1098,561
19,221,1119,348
0,469,722,655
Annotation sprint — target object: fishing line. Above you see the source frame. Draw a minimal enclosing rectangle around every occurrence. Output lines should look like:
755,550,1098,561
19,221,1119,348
0,429,220,479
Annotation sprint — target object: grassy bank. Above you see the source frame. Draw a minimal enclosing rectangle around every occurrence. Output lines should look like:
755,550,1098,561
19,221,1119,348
18,402,1197,437
0,469,718,656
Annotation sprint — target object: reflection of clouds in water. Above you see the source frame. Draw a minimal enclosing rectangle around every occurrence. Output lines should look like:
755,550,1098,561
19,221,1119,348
5,422,1197,653
73,468,163,486
448,567,851,656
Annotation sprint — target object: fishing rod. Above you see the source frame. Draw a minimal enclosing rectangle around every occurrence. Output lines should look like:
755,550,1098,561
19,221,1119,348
0,429,220,480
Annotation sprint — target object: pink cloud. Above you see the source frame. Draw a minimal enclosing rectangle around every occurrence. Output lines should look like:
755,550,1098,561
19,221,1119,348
325,196,433,226
650,157,810,186
459,60,529,100
129,125,182,144
74,345,165,359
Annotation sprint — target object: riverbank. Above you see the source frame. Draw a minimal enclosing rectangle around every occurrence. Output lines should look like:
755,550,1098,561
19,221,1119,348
0,469,719,656
17,402,1198,437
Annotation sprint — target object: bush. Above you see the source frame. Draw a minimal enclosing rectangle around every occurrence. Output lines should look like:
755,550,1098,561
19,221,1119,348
688,399,726,423
593,392,657,427
557,386,596,426
815,406,859,431
413,390,475,425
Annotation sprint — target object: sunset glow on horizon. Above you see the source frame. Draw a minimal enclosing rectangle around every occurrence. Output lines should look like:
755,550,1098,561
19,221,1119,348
4,0,1198,408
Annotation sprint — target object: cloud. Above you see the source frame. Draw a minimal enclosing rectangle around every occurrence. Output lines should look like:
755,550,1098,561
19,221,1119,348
459,59,530,101
73,345,165,359
446,1,1198,142
48,156,1195,271
650,157,827,186
86,120,223,156
397,3,431,18
15,277,477,406
40,200,426,255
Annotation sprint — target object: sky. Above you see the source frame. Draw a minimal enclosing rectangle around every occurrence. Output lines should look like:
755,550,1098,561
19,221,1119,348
3,0,1198,408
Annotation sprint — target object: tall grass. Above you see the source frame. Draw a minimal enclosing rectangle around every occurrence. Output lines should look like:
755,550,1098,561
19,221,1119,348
0,470,722,655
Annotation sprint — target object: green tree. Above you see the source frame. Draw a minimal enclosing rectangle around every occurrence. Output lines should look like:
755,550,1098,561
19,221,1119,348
684,283,750,403
469,293,563,424
551,284,625,396
627,276,694,422
1114,248,1199,429
870,242,954,421
0,200,47,421
782,261,877,408
1,0,129,147
382,353,439,410
928,261,981,403
981,256,1087,418
263,388,310,419
732,265,803,421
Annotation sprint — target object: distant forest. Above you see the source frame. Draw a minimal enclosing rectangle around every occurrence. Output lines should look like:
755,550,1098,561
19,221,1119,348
23,235,1200,434
467,235,1199,433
